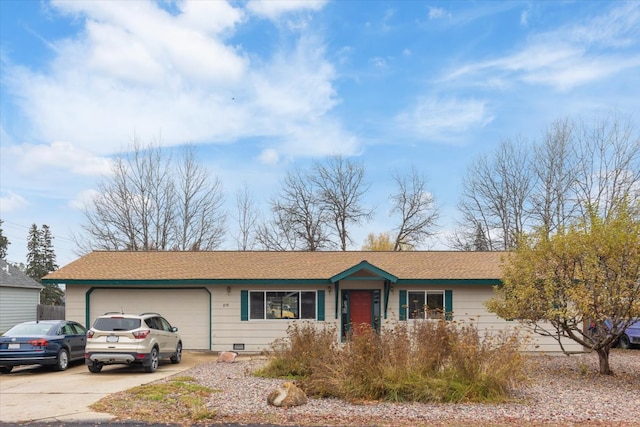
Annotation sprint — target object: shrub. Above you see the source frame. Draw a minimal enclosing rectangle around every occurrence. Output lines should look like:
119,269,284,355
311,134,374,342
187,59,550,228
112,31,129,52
256,322,338,379
259,319,529,404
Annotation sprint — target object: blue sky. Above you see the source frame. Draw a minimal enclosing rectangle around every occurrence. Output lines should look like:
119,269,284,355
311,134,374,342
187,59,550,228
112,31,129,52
1,0,639,266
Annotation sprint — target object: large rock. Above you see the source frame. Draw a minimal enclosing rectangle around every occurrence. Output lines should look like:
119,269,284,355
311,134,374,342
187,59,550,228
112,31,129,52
267,382,308,407
217,351,238,363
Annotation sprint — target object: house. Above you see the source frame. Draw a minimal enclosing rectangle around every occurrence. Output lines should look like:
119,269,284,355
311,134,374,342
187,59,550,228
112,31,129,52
42,251,581,353
0,259,44,332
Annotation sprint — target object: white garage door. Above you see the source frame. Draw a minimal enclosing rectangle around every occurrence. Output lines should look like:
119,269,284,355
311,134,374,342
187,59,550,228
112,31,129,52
89,288,210,350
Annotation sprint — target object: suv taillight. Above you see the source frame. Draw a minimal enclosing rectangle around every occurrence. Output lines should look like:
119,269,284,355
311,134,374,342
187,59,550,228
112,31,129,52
87,330,95,338
132,330,150,339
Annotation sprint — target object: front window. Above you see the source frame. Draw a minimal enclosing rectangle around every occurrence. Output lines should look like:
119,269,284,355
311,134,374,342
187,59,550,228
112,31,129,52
408,291,444,320
249,291,316,320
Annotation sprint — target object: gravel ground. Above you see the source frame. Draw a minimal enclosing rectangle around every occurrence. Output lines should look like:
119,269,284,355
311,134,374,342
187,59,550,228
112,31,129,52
182,350,640,427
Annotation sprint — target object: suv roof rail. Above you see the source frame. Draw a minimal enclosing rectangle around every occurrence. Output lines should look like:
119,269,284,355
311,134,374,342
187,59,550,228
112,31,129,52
103,311,124,315
138,312,161,316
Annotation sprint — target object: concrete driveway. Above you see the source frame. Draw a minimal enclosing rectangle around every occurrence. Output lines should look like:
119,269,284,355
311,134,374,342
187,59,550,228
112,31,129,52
0,351,215,424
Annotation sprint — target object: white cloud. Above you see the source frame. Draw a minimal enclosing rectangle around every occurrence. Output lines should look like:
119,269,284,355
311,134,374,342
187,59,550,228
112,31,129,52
7,142,112,176
395,97,493,143
442,3,640,91
520,10,528,26
370,57,387,69
428,7,450,20
68,189,99,210
0,190,29,214
2,0,353,161
247,0,327,20
258,148,280,165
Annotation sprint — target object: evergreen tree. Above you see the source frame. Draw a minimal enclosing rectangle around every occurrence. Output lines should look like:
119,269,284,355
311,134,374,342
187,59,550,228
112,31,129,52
0,219,9,260
26,224,63,305
26,224,45,280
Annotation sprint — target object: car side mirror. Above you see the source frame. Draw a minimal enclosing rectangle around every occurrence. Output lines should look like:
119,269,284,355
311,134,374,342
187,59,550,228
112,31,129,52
171,327,178,332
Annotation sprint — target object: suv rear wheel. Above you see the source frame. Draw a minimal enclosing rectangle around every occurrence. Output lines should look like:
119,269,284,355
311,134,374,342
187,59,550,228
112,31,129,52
88,361,103,373
170,342,182,364
144,347,159,373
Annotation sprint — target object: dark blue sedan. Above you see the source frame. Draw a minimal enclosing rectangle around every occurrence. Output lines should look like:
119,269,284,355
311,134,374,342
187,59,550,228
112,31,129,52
0,320,87,374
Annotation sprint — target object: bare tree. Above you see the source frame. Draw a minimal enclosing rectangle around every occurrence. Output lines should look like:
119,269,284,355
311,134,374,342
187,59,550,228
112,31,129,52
77,141,226,252
454,139,535,250
530,118,578,234
572,114,640,220
312,155,372,251
452,114,640,251
233,182,258,251
389,166,439,250
173,145,226,251
256,168,330,251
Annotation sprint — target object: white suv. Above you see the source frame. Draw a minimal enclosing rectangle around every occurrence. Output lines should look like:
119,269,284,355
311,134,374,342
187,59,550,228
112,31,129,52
85,312,182,373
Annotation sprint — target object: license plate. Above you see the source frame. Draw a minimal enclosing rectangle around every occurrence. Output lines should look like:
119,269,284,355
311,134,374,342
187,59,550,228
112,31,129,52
8,343,20,349
106,335,119,343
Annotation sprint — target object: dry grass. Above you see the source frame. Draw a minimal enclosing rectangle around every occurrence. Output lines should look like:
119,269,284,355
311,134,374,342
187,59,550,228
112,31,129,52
258,320,529,403
90,375,218,425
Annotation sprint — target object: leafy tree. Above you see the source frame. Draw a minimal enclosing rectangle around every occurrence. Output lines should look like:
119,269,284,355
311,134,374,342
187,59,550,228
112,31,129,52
361,232,395,251
486,201,640,375
0,219,9,260
25,224,63,305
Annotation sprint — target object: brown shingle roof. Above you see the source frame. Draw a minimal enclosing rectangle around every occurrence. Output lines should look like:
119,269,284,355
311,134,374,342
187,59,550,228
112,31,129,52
43,251,506,282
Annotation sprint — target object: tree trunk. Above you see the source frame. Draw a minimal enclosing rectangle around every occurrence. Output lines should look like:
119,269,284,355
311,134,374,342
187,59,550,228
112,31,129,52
595,347,613,375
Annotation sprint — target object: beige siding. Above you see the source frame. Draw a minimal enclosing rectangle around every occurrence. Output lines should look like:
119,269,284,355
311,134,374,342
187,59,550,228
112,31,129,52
64,285,89,325
382,285,583,353
211,285,333,353
65,281,583,354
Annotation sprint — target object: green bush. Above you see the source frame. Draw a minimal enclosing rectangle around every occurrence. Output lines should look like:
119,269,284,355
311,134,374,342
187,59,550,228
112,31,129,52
259,319,528,404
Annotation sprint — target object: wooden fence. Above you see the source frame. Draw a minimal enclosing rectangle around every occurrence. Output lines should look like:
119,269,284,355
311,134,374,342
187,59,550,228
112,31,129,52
37,304,65,320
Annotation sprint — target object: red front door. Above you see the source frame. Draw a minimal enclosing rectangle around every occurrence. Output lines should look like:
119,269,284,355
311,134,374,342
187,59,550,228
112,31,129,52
349,291,373,335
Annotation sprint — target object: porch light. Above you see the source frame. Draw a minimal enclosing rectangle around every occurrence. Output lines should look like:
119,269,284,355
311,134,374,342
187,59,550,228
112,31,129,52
226,286,231,294
327,286,332,294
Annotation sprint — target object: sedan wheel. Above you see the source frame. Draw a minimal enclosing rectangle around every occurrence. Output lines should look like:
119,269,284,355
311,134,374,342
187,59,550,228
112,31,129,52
54,349,70,371
0,366,13,374
170,342,182,364
144,347,159,373
618,334,631,350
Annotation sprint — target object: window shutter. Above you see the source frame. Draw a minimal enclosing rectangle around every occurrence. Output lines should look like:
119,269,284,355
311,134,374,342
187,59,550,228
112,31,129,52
445,290,453,321
399,290,407,321
241,290,248,321
316,290,325,321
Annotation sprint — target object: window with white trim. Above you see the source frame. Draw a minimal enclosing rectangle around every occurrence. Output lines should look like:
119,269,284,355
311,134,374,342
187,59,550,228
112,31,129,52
408,291,445,320
249,291,317,320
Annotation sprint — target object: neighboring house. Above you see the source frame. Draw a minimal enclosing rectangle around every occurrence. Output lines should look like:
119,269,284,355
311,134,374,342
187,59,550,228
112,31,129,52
0,259,43,332
42,251,582,353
